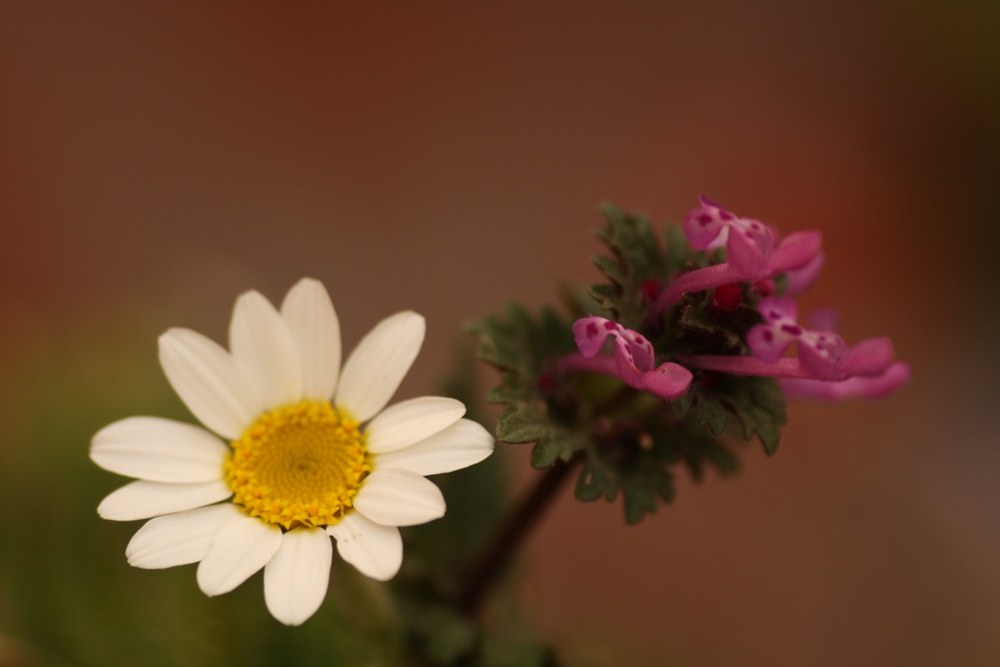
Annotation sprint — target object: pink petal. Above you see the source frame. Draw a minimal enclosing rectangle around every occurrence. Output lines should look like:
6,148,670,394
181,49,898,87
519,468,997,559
726,227,770,278
785,252,825,296
758,297,799,323
805,307,839,333
735,218,776,258
842,337,895,378
621,329,655,373
637,362,693,400
797,332,849,380
746,324,795,364
769,230,823,273
780,362,911,401
612,335,642,380
684,195,730,249
573,316,620,358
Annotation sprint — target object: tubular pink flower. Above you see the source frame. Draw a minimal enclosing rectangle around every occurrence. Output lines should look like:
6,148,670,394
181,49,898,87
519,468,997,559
655,196,824,312
686,297,899,386
567,316,692,400
778,362,912,401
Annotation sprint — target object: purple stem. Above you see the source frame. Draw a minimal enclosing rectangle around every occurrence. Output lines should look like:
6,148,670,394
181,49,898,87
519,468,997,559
457,458,580,616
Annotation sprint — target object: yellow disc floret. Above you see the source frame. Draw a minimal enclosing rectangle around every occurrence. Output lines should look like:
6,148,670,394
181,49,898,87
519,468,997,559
225,400,370,530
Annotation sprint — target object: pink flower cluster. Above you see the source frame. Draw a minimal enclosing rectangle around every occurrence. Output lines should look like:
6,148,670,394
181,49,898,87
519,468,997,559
567,196,909,403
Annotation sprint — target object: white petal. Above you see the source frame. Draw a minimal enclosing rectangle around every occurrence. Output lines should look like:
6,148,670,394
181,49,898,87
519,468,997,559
327,511,402,581
159,328,262,439
229,290,303,410
365,397,466,455
335,311,425,423
126,504,244,569
352,469,445,527
196,517,283,596
373,419,494,476
97,480,233,521
90,416,228,483
263,528,332,626
280,278,341,401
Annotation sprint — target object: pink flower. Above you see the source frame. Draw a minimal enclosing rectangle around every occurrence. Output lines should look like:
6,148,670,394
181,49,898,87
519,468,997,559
655,196,823,311
683,296,907,401
565,316,692,400
746,297,894,381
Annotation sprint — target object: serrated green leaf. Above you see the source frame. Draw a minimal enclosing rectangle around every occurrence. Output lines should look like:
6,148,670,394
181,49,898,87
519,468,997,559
588,283,618,317
575,459,617,502
487,374,529,405
592,254,625,285
531,438,575,469
697,395,728,435
622,475,659,525
663,221,691,271
496,404,543,444
715,376,787,455
670,392,693,418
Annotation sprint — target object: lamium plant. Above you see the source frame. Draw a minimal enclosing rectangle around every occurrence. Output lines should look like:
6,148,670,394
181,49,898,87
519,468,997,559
83,197,909,666
468,197,909,531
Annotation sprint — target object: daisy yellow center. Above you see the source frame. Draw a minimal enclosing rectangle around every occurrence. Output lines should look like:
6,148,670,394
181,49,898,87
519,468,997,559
224,400,370,530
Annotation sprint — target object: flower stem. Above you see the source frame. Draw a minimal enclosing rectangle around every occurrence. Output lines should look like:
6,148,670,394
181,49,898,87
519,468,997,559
456,457,581,617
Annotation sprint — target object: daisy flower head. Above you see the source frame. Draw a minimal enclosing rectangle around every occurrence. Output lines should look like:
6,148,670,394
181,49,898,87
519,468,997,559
90,278,494,625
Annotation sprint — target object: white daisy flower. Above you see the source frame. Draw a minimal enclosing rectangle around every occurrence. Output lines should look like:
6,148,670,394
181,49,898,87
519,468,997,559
90,278,494,626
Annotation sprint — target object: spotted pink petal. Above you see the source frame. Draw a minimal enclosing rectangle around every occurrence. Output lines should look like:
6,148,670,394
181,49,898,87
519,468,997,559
758,297,799,323
612,335,641,380
572,316,621,358
734,218,776,258
797,331,849,380
684,195,732,249
621,329,655,373
746,323,796,364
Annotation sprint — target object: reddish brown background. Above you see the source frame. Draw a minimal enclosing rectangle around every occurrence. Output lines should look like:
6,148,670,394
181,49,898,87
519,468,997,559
1,3,998,666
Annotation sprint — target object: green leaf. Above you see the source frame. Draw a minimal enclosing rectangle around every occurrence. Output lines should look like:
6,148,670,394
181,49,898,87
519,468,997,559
670,392,693,418
696,394,728,435
663,221,691,271
716,376,788,455
590,204,668,327
575,459,618,502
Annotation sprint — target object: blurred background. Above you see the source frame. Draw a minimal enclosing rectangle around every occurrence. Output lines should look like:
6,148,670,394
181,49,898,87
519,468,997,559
1,2,998,665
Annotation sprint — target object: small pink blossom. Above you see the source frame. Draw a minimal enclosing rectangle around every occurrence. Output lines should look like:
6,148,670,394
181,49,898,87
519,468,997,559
655,196,823,311
747,297,894,381
683,296,904,403
566,316,692,400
